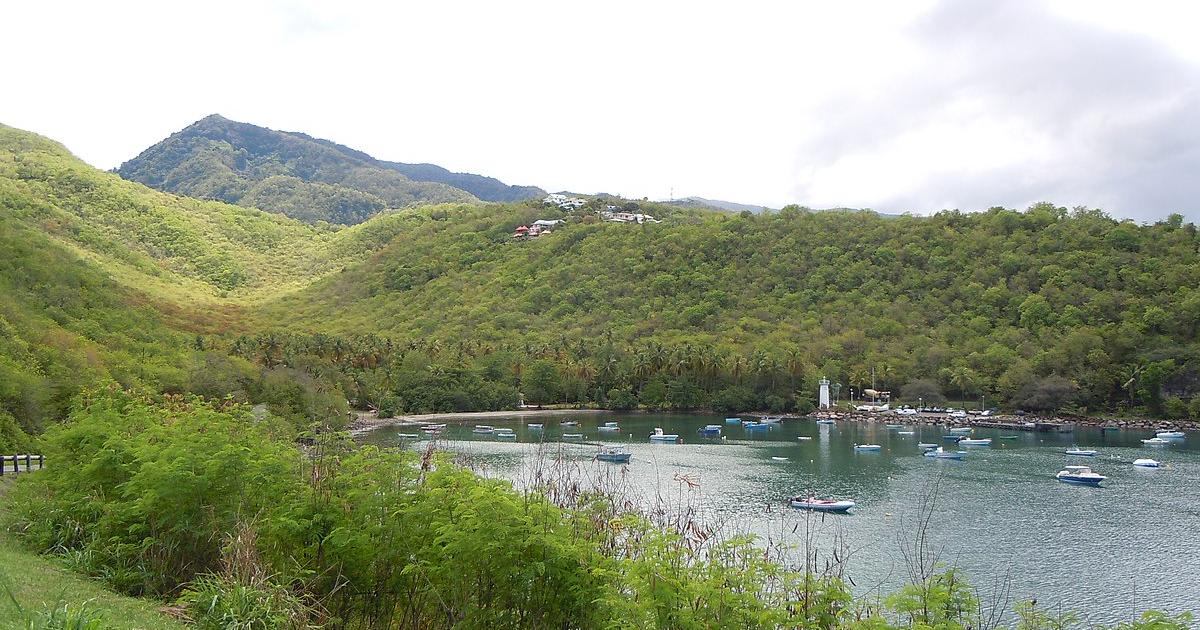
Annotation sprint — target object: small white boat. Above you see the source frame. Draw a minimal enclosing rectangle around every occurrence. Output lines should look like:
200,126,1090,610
886,424,903,430
958,438,992,447
527,423,544,429
744,422,770,431
789,496,855,513
725,417,742,425
396,433,422,440
595,446,631,463
562,433,584,441
649,428,680,443
771,456,789,462
1065,448,1096,456
797,436,813,441
697,424,722,437
854,444,882,452
1056,465,1105,486
1132,458,1161,468
472,425,495,434
421,423,446,432
560,420,579,427
949,427,973,434
759,416,782,424
816,419,836,425
924,447,965,460
897,430,915,435
495,430,517,440
1142,437,1171,446
1155,431,1185,439
598,422,621,433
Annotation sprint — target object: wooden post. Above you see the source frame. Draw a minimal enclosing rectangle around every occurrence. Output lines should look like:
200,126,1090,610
24,454,30,470
38,454,44,469
0,457,5,477
11,455,17,474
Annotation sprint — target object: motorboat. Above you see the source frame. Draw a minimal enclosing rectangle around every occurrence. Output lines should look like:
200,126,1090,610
560,420,580,427
744,422,770,431
797,436,813,441
958,438,992,447
495,430,517,440
697,424,722,437
725,417,742,425
396,433,422,440
421,423,446,432
789,496,855,513
598,422,621,433
918,442,938,450
1056,465,1105,486
943,434,966,441
527,423,544,429
998,435,1019,440
924,447,965,460
1132,458,1161,468
816,419,836,425
649,428,680,442
1142,437,1171,446
1156,431,1185,439
595,446,631,463
853,444,882,452
472,425,495,434
771,456,789,462
562,433,584,441
886,424,904,430
1065,448,1096,456
897,430,915,435
948,427,973,434
759,416,782,424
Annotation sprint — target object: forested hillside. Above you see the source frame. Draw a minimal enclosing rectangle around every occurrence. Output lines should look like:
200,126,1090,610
2,121,1199,427
116,115,544,224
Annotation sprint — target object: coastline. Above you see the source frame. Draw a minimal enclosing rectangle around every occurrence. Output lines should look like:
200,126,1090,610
348,408,612,433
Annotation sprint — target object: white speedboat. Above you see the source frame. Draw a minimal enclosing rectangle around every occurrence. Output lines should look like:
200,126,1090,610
771,456,789,462
816,419,836,425
697,424,722,437
1132,458,1161,468
1056,465,1105,486
562,433,584,441
1156,431,1185,439
649,428,680,443
958,438,992,446
789,496,855,513
472,425,495,434
759,416,782,424
396,433,422,440
527,423,544,429
854,444,882,452
495,430,517,440
1142,437,1171,446
598,422,621,433
918,442,938,450
1065,448,1096,456
725,417,742,425
897,430,915,435
797,436,813,441
744,422,770,431
421,423,446,432
924,447,965,460
560,420,579,427
949,427,973,434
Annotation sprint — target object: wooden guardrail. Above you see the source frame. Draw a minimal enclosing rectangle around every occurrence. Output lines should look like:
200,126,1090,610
0,454,44,475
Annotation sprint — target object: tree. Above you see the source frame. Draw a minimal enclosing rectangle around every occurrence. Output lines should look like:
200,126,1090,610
1016,376,1077,414
900,379,945,406
523,360,559,406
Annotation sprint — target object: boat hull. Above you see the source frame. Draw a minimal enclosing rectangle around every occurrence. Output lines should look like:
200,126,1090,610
789,499,855,513
1057,476,1103,486
596,453,631,463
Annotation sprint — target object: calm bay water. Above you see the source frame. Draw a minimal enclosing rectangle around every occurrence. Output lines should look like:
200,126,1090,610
361,414,1200,622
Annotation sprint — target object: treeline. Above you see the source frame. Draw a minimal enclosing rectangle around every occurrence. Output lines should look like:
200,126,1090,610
7,392,1193,629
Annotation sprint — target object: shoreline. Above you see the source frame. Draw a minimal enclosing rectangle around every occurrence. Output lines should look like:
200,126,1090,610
348,408,612,432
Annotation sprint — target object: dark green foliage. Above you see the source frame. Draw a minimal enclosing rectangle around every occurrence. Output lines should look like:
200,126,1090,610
115,115,544,224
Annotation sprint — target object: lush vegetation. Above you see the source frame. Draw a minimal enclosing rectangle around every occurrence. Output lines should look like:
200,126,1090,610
115,114,544,225
8,392,1194,629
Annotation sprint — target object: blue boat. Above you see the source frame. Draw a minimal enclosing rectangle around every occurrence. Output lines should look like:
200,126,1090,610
725,417,742,425
1056,465,1105,486
744,422,770,431
943,434,964,441
698,424,722,437
816,419,835,425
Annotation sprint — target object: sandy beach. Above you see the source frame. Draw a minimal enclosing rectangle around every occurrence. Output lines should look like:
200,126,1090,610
349,407,611,432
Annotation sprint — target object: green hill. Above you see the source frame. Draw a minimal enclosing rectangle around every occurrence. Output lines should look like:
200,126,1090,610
116,115,544,224
3,121,1199,424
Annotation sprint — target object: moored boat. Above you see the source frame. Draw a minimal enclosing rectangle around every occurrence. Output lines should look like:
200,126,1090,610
725,417,742,425
1155,431,1185,439
1142,437,1171,446
797,436,813,441
649,427,680,442
1056,465,1105,486
789,496,855,513
943,434,965,441
598,422,621,433
472,425,495,434
595,446,631,463
697,424,722,437
998,435,1019,440
949,427,973,434
759,416,782,424
816,419,836,425
918,442,938,450
560,420,580,427
886,424,903,430
924,447,965,460
958,438,992,446
495,430,517,440
744,422,770,431
897,430,915,435
1132,458,1160,468
853,444,882,452
396,433,422,440
1065,448,1096,456
421,423,446,432
562,433,584,441
771,456,789,462
527,423,544,429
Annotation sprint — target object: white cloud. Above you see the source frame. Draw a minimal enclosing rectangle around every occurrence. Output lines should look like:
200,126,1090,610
2,0,1197,220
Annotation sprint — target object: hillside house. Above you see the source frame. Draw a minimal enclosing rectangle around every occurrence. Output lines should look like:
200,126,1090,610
543,194,586,210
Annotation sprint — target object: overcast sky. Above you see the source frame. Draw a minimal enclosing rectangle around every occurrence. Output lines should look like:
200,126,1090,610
4,0,1199,221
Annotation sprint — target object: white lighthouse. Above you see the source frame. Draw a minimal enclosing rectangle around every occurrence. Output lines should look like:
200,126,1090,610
819,377,831,409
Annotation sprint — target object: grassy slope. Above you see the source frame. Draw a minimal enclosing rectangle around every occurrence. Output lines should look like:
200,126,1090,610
0,483,184,629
